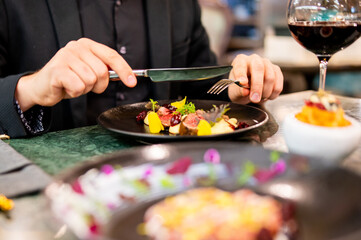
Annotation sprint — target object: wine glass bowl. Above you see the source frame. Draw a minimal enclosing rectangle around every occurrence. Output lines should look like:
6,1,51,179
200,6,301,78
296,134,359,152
287,0,361,90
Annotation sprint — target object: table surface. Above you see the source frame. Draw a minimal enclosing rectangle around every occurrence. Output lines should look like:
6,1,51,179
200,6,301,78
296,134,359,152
1,90,361,240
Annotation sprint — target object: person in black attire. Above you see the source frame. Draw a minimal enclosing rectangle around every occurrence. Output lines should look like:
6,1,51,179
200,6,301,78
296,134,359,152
0,0,283,138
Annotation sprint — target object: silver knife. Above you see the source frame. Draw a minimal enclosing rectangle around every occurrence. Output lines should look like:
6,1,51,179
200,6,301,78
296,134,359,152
108,65,232,82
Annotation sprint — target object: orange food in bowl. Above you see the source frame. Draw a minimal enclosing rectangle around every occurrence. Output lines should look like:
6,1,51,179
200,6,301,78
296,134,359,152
295,91,351,127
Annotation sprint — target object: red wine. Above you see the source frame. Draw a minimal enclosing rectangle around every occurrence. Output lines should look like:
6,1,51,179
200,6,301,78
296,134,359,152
288,21,361,59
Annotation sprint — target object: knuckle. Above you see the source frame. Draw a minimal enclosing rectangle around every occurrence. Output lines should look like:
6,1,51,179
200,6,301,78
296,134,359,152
65,40,78,49
86,74,97,86
97,65,109,79
77,38,90,45
251,60,264,72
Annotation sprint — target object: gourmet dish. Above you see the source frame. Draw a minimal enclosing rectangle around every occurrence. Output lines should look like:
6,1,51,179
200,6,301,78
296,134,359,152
283,90,361,162
136,97,249,135
46,147,294,239
142,187,285,240
295,90,351,127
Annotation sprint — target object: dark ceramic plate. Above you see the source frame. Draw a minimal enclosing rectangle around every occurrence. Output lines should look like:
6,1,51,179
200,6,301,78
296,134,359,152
97,100,268,141
47,142,361,240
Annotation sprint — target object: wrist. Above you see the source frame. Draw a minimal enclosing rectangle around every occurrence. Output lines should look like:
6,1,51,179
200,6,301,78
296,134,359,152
15,74,37,112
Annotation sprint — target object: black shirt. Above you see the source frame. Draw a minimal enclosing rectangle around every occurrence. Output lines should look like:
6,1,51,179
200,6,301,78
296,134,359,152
78,0,151,124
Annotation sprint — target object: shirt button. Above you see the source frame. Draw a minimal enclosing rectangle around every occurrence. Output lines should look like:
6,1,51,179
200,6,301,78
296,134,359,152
116,92,125,101
119,46,127,54
115,0,121,6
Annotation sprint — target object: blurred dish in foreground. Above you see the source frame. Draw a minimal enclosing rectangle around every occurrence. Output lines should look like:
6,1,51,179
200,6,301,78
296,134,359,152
142,187,295,240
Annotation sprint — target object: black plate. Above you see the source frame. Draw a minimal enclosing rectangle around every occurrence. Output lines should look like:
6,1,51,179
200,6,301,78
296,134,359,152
47,142,361,240
97,100,268,141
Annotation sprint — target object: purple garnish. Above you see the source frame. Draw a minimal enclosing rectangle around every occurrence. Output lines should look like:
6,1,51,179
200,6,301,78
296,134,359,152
183,176,192,187
272,159,287,174
166,157,192,175
106,203,117,210
203,148,220,164
100,164,114,175
143,166,153,178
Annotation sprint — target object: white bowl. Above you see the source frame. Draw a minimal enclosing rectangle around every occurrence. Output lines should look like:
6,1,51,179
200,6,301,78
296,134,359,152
283,113,361,165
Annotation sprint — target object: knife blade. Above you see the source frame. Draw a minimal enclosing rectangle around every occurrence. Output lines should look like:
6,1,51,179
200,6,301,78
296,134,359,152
108,65,232,82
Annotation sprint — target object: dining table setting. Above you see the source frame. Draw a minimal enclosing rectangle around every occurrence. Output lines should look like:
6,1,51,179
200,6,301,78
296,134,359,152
1,89,361,240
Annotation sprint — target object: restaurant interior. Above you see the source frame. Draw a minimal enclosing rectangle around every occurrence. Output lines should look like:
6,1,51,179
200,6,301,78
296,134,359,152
200,0,361,96
1,0,361,240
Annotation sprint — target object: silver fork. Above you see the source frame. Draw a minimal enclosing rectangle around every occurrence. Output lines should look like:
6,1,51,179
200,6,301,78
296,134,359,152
207,79,249,95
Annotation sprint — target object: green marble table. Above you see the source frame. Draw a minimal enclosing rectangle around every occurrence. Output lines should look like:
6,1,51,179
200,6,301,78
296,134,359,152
4,125,143,176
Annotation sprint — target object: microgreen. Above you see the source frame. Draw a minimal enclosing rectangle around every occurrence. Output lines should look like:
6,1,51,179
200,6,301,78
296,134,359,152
177,102,196,115
149,99,158,112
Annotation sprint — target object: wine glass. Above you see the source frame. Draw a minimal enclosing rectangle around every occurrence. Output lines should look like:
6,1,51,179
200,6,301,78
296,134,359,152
287,0,361,91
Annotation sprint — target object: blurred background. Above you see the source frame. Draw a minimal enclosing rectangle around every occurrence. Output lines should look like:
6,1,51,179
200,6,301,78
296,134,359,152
198,0,361,97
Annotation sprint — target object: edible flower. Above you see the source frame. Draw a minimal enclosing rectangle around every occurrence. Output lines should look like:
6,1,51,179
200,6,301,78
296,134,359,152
100,164,114,175
197,119,212,136
203,148,220,164
0,194,14,211
171,96,187,109
148,112,164,133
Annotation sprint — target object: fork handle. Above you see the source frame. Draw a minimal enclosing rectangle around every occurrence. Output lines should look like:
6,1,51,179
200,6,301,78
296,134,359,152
235,82,250,89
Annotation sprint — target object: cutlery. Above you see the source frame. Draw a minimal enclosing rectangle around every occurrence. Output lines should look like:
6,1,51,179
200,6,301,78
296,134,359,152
108,65,232,82
207,78,249,95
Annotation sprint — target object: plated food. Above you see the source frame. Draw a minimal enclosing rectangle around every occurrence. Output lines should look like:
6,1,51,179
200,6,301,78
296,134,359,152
283,90,361,163
295,90,351,127
142,187,286,240
97,99,269,141
136,97,249,136
46,143,299,239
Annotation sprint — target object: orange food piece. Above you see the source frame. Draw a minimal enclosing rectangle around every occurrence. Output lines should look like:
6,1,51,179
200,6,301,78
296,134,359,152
296,105,351,127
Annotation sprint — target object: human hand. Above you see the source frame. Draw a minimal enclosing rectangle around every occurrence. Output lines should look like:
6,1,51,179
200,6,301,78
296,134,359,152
227,54,283,105
15,38,136,111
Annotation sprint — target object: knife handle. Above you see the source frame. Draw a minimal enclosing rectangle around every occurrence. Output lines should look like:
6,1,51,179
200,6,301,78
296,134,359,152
108,70,148,80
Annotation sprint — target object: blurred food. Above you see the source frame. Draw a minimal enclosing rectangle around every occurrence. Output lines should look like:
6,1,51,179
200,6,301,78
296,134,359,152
143,187,286,240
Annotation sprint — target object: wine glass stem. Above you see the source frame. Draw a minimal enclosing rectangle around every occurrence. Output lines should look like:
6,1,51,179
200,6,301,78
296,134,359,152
319,60,328,91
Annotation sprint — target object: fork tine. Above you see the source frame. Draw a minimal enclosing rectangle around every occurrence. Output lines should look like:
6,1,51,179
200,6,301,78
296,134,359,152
208,82,227,94
214,82,232,94
207,81,224,94
207,79,231,94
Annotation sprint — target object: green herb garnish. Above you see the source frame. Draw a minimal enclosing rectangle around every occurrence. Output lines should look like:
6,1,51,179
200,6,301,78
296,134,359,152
149,99,158,112
177,102,196,115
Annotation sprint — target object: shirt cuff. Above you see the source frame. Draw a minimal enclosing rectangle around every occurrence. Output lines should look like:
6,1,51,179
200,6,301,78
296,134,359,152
14,100,44,135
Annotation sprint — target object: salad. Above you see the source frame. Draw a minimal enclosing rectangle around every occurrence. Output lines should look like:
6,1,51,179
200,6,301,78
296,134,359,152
136,97,249,135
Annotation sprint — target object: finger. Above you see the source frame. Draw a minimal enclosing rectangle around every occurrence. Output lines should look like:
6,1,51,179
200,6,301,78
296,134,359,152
56,68,86,99
63,50,98,95
268,65,284,100
261,58,276,100
248,54,265,103
79,38,137,88
231,54,250,86
73,43,110,94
